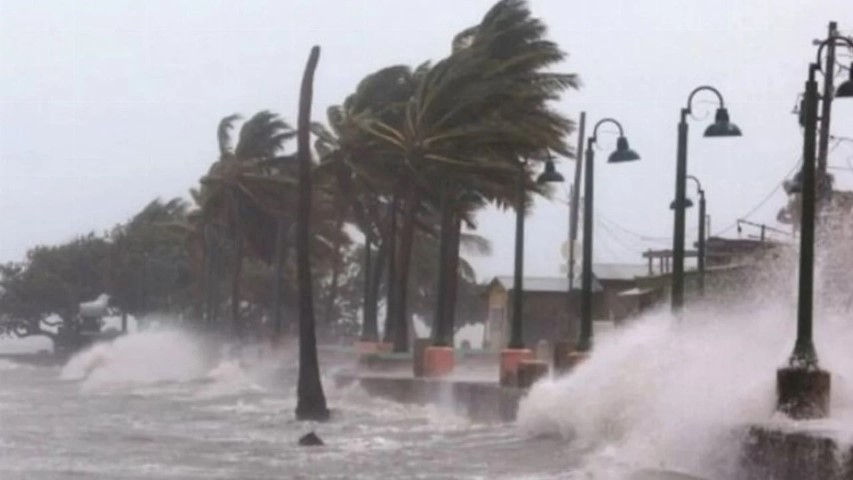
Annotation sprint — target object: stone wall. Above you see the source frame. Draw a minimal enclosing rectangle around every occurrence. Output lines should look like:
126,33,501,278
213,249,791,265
740,425,853,480
334,373,525,423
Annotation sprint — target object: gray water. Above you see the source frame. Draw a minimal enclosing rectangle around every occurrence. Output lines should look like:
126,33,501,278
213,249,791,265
0,332,576,480
3,299,852,480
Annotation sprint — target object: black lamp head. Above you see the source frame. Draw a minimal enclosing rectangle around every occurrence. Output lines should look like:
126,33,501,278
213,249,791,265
607,136,641,163
669,197,694,210
704,107,742,137
783,170,835,197
835,63,853,98
536,159,565,184
784,171,803,194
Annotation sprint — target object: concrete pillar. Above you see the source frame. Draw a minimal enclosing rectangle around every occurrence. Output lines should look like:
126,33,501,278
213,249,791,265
412,338,430,377
517,359,548,389
552,339,574,374
777,367,830,419
535,339,551,363
423,346,454,377
565,351,589,372
500,349,534,387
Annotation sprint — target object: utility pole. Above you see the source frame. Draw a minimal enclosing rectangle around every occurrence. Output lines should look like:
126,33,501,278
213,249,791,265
817,21,838,177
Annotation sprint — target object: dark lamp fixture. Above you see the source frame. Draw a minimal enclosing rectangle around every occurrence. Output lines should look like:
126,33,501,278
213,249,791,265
669,197,694,210
537,160,565,184
608,136,641,163
835,63,853,98
704,107,742,137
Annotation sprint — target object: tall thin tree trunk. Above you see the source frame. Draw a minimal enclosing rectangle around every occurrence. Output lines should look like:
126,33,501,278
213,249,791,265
360,236,375,340
294,45,329,421
231,199,244,341
383,197,398,343
362,237,386,342
392,188,418,353
203,225,213,325
272,218,288,344
444,214,462,346
322,217,346,328
432,185,454,347
209,235,221,326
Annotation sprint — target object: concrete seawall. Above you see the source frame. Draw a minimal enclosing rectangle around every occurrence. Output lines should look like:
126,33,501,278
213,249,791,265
334,371,526,423
740,424,853,480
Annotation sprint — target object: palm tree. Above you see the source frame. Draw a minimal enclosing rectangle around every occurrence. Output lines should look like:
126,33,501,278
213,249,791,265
196,111,296,339
356,0,578,351
294,45,330,422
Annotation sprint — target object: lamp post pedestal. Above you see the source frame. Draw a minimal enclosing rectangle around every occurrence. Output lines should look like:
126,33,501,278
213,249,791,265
777,367,830,419
500,348,534,387
517,359,549,389
422,346,455,378
552,339,575,374
565,351,590,372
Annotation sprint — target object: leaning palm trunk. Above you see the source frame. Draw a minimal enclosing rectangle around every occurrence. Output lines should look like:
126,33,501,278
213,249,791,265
322,215,346,328
294,45,329,421
231,200,244,340
382,196,398,343
431,185,454,347
392,187,418,353
203,224,215,324
444,214,462,345
362,236,387,341
272,218,289,344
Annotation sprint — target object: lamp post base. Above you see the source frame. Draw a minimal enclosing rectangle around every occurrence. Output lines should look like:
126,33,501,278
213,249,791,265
552,340,575,374
423,346,454,378
500,348,534,387
776,367,830,420
565,351,590,371
517,359,549,389
356,341,393,355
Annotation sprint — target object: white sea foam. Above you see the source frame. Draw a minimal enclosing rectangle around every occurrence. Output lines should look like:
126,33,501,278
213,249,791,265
0,359,21,371
61,330,209,389
518,299,853,479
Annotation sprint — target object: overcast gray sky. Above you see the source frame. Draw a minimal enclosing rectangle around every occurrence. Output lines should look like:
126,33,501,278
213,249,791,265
2,0,852,281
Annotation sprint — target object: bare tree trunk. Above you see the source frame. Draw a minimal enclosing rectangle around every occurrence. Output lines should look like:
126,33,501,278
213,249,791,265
231,199,244,341
322,216,346,329
431,185,454,346
444,214,462,345
392,188,418,353
383,197,398,344
294,45,329,421
362,237,386,341
272,218,289,344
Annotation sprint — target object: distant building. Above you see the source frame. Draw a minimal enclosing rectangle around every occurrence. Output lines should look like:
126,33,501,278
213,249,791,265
482,263,652,350
636,236,793,301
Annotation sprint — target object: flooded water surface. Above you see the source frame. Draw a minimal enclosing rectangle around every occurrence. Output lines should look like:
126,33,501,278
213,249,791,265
0,332,576,480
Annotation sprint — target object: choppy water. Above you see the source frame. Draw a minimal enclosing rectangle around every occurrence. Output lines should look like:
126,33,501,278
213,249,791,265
0,331,576,480
2,296,852,479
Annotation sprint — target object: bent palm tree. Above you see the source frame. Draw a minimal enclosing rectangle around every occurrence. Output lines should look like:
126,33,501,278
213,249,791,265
295,46,330,422
196,111,296,338
358,0,578,350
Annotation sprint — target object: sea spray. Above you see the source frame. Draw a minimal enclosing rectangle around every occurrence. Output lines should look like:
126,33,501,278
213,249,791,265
517,300,853,479
61,330,211,389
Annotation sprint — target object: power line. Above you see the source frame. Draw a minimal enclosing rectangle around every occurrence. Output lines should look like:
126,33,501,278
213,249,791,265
713,154,802,236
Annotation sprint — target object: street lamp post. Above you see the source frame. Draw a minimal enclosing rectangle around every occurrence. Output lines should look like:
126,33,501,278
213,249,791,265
576,119,641,354
669,176,706,295
777,34,853,420
671,87,742,314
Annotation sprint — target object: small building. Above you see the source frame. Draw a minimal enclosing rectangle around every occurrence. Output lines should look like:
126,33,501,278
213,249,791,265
638,236,793,302
482,263,650,350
